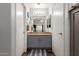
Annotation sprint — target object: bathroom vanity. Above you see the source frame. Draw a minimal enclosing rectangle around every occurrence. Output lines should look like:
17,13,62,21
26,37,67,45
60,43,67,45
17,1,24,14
27,32,52,49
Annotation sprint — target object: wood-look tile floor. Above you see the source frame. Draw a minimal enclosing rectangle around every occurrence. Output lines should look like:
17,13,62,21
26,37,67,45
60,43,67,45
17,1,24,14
22,48,55,56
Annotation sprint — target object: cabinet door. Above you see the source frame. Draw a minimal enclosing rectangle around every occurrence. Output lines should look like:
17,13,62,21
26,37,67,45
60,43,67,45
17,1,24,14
39,35,52,48
27,36,39,48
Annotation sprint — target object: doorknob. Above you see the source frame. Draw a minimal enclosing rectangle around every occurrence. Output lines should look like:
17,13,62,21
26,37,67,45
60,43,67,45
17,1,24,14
58,33,63,35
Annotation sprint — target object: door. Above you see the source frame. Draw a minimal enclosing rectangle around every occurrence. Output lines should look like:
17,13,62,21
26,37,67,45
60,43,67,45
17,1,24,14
70,7,79,56
52,3,64,56
16,4,25,56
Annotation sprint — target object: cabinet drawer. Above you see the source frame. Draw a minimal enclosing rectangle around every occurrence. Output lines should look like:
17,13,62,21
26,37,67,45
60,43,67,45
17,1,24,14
27,35,52,48
39,35,52,48
27,35,39,48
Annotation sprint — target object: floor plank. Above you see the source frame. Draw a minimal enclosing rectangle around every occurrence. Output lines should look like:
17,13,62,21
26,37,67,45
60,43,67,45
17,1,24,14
22,48,55,56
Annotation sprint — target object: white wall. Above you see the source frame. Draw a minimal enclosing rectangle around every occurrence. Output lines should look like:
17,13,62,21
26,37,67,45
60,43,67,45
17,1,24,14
16,4,25,56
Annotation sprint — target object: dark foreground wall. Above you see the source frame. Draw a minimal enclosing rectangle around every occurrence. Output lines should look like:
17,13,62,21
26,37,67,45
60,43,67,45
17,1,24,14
0,3,11,56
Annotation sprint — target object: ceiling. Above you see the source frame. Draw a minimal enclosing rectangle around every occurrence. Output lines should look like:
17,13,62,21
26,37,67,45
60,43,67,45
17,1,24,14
24,3,53,17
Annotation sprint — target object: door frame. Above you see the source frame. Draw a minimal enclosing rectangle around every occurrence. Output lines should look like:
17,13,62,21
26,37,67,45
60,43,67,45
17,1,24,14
22,3,27,52
69,6,79,56
11,3,26,56
11,3,16,56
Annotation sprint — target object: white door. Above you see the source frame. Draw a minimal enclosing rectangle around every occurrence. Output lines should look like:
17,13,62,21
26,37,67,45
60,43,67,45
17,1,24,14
52,3,64,56
16,4,25,56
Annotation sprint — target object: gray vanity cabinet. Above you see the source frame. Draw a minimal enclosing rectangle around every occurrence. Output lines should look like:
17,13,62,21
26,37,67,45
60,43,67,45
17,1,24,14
27,35,52,48
39,36,52,48
27,36,39,48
